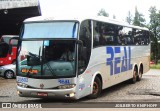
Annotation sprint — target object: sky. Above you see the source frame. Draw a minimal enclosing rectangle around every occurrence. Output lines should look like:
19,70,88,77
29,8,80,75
39,0,160,23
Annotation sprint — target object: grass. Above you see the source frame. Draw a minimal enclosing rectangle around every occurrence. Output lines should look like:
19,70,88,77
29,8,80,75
150,63,160,69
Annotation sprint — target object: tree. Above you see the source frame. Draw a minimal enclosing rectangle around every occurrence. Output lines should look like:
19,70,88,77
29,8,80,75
133,6,146,27
97,8,109,17
149,6,160,39
148,6,160,63
113,14,116,19
126,11,132,24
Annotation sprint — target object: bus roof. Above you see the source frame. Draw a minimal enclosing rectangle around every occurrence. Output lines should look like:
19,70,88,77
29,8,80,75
24,16,149,31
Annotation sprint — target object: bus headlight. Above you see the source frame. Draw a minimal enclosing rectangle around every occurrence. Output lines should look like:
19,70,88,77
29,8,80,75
17,83,28,88
58,84,76,89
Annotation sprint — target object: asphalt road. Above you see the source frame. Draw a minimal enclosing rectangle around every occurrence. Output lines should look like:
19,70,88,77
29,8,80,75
0,69,160,109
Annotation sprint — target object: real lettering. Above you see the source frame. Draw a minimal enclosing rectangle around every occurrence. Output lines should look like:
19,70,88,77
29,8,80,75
106,46,132,75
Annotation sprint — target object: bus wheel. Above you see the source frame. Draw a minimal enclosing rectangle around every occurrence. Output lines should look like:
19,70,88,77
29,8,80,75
131,68,137,84
4,70,14,79
137,68,143,81
88,77,102,99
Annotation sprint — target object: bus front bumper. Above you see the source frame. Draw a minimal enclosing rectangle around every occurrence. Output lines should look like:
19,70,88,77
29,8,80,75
17,86,77,99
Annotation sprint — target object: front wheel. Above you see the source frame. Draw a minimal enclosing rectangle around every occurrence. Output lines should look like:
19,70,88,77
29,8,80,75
88,77,102,99
4,70,14,79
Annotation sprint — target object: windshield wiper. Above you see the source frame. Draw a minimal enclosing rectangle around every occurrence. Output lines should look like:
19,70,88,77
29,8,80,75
45,62,56,77
26,47,41,77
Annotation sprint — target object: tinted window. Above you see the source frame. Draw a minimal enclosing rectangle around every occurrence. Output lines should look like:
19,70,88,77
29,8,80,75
118,27,134,45
0,43,9,57
93,21,121,47
133,29,150,45
78,20,92,74
93,21,150,47
23,22,79,38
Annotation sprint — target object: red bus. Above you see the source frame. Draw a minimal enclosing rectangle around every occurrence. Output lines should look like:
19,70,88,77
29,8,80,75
0,35,18,66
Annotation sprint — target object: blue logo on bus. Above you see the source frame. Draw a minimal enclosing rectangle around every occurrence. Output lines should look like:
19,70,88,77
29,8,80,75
17,76,28,83
58,79,70,84
106,46,132,75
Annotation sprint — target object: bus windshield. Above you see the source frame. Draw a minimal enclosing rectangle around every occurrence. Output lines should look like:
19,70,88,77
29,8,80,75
23,22,79,39
18,40,76,78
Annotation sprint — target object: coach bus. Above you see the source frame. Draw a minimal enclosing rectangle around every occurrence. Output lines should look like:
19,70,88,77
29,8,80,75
16,16,150,99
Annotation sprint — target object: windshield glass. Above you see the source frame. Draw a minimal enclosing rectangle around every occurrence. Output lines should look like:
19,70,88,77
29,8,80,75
23,22,78,38
2,37,10,44
18,40,76,78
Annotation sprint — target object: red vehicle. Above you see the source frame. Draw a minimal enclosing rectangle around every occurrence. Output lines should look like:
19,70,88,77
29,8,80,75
0,35,18,66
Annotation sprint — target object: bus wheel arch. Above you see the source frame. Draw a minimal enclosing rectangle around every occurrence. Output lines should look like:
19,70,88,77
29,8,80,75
137,63,143,81
88,74,102,99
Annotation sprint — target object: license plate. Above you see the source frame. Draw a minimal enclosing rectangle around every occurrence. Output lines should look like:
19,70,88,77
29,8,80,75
37,92,48,97
17,76,28,83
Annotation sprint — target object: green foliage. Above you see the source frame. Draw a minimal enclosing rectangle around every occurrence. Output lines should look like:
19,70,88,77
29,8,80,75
148,6,160,39
126,11,132,24
97,9,109,17
148,6,160,61
113,15,116,19
133,6,146,27
150,53,154,61
150,63,160,69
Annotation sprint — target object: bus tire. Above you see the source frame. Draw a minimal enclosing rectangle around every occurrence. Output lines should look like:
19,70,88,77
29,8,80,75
137,68,143,81
88,77,102,99
130,67,137,84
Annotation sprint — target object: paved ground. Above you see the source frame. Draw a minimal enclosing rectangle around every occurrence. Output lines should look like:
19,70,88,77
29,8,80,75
0,69,160,110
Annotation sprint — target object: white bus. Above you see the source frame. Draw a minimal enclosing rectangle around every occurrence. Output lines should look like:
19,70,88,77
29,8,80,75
16,16,150,99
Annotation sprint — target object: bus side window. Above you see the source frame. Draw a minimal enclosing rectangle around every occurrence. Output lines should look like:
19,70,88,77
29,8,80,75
93,21,122,46
143,31,150,45
133,29,143,45
119,27,133,45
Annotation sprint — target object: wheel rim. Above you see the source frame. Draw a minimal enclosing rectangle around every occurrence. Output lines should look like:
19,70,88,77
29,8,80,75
5,71,14,79
92,82,99,94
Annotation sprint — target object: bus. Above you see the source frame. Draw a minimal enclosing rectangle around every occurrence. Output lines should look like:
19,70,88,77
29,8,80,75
16,16,150,99
0,35,18,66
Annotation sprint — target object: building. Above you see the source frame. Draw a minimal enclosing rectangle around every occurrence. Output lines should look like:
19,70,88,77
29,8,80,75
0,0,41,36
